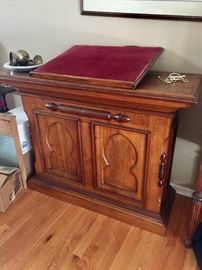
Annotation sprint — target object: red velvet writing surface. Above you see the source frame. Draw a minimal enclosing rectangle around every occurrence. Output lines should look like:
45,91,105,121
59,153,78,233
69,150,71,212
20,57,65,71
32,45,163,88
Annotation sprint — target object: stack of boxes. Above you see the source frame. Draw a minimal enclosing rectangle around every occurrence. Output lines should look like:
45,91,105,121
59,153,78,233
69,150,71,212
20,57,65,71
0,107,33,212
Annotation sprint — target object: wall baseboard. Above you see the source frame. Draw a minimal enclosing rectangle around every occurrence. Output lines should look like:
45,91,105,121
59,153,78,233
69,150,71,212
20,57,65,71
171,183,194,198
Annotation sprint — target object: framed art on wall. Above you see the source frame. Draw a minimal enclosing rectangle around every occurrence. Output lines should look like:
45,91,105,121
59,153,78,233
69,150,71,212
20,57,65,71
81,0,202,21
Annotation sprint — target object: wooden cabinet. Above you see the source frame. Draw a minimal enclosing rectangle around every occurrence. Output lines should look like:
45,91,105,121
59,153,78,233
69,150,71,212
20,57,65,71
0,71,201,234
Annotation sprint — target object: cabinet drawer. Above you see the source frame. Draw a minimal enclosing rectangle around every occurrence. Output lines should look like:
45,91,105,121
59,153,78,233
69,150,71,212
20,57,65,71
43,100,150,131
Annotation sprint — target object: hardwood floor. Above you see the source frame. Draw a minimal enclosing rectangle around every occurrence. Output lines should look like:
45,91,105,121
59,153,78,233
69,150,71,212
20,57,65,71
0,189,199,270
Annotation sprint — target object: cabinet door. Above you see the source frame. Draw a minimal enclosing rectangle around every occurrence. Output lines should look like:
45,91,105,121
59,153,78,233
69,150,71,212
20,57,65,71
92,123,149,206
34,112,84,185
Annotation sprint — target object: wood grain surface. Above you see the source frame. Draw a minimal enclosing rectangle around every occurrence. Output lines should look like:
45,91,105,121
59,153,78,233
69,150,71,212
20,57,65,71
0,189,199,270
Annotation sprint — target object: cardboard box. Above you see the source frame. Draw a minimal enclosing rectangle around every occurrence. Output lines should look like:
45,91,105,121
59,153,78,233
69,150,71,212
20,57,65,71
0,166,22,213
0,108,34,188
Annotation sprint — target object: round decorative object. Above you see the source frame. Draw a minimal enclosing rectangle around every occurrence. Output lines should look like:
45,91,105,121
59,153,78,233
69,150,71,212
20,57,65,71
33,55,43,65
3,62,42,73
16,50,30,60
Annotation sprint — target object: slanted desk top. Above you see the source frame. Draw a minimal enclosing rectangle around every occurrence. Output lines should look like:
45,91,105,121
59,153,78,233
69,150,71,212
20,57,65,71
31,45,164,89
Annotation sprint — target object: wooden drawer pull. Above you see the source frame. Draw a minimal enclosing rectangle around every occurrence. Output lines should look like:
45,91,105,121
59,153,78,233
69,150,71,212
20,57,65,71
45,103,130,123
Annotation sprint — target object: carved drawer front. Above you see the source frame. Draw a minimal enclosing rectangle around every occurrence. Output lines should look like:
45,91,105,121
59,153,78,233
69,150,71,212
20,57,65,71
93,123,149,205
34,112,83,184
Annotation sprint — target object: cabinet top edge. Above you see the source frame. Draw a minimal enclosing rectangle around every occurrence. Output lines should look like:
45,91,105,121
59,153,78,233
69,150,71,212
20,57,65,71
0,70,201,106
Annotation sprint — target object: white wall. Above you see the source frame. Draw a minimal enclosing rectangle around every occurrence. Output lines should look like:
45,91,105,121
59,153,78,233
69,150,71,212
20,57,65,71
0,0,202,189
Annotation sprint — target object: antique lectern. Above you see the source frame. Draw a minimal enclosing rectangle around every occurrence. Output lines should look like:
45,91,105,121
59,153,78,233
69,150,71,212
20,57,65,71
0,45,201,235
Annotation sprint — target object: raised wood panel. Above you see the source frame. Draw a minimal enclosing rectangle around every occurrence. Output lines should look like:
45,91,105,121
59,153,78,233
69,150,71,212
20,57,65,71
103,133,138,192
34,112,84,184
93,123,149,204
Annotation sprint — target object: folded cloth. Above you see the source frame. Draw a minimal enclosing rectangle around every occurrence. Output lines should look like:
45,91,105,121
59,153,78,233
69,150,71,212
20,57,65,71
193,223,202,269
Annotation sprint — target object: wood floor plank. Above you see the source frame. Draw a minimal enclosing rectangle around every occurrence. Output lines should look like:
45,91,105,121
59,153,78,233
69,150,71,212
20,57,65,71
67,218,128,270
73,214,108,258
0,224,10,236
182,249,198,270
0,189,41,226
24,205,86,270
7,205,73,270
0,192,68,269
45,211,106,270
109,227,144,270
123,230,161,270
148,195,196,270
0,190,199,270
0,190,51,247
94,221,131,270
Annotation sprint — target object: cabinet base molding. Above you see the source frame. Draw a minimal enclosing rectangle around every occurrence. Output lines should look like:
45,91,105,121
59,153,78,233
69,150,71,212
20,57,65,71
28,176,175,235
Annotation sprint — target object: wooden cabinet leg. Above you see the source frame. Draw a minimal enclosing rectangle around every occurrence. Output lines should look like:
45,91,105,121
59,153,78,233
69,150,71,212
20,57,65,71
185,162,202,248
185,193,202,248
